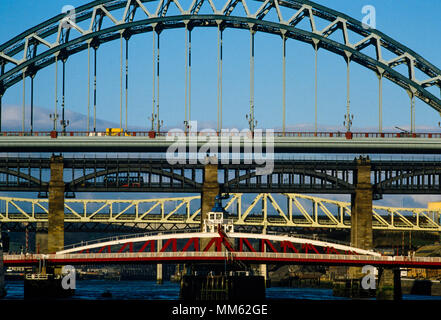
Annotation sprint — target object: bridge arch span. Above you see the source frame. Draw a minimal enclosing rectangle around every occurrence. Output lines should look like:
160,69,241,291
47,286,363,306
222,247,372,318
225,168,352,191
376,169,441,191
68,167,202,190
57,231,381,256
0,168,45,187
0,0,440,114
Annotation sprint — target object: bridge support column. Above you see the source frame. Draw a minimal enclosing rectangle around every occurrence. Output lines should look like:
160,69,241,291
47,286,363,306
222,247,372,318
335,157,374,298
48,156,65,275
200,157,220,255
259,226,269,287
348,157,373,280
258,263,268,288
377,268,402,300
35,222,48,254
157,237,163,284
350,156,373,250
201,157,219,230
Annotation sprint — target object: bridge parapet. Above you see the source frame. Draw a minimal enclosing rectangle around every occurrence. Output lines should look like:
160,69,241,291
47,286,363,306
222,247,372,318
4,252,441,269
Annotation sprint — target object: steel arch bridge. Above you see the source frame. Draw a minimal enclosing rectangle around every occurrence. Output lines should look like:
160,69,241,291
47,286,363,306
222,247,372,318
0,0,440,134
1,193,440,232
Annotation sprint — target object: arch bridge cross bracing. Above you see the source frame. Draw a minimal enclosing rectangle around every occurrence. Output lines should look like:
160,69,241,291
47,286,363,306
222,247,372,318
0,0,440,113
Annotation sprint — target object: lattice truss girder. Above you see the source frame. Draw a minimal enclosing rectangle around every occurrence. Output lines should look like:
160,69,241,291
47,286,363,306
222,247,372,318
0,195,201,224
0,193,440,231
0,0,440,110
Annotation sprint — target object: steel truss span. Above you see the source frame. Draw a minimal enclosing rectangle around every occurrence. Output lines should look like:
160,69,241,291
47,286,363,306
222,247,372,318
2,158,441,195
1,193,440,231
0,0,440,115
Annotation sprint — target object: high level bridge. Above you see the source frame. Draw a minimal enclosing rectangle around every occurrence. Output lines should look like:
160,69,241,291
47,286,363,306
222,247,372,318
3,157,441,195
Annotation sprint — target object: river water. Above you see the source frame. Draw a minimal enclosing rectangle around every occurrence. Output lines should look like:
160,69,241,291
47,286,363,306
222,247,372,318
3,280,441,300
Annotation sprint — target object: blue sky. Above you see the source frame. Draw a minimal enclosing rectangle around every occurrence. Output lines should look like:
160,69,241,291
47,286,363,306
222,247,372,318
0,1,441,210
0,0,440,132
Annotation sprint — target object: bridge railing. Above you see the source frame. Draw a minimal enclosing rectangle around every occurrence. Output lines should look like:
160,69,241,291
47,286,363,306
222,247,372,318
5,252,441,264
1,131,441,139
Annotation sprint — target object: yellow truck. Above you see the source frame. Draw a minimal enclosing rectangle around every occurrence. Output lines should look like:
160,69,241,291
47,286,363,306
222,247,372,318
106,128,131,136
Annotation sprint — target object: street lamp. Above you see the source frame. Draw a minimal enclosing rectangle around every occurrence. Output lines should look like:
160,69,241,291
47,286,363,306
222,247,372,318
184,120,190,133
148,113,157,131
49,113,59,131
246,113,257,132
157,119,164,133
60,119,70,134
343,113,354,132
148,114,163,133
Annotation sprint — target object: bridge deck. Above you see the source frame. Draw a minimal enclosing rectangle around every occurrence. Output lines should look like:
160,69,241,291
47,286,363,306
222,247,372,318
1,135,441,153
4,252,441,268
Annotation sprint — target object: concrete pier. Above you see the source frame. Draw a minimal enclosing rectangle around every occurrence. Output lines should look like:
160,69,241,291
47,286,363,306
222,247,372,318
156,264,163,284
332,157,400,299
377,268,402,300
201,158,219,230
259,227,269,287
48,155,65,256
157,237,163,284
200,157,220,254
35,222,48,254
339,156,402,300
345,157,373,293
350,157,373,250
22,156,72,299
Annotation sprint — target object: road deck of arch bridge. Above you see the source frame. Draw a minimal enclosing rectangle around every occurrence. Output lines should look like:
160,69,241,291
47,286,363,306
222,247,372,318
2,134,441,154
4,232,441,269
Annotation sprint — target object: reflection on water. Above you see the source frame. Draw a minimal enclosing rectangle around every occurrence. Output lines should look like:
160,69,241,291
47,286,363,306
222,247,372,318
266,287,350,300
3,280,441,300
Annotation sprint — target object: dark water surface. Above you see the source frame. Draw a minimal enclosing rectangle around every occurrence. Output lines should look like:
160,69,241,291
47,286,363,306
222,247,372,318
3,280,441,300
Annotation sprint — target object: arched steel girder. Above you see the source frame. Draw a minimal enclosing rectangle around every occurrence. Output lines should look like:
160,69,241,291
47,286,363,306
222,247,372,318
58,231,378,256
224,168,352,190
68,167,202,189
0,0,440,111
0,168,46,187
376,169,441,189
